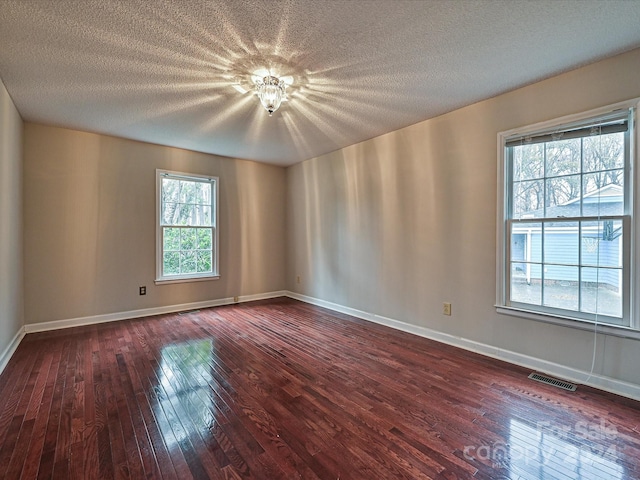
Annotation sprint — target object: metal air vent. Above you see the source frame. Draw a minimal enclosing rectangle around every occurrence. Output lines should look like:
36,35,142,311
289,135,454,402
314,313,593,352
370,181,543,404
528,372,577,391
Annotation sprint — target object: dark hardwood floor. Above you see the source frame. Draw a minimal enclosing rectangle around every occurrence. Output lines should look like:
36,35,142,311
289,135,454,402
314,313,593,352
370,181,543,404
0,297,639,479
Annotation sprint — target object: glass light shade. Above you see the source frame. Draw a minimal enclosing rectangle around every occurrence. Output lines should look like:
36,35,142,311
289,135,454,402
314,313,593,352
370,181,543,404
256,76,286,116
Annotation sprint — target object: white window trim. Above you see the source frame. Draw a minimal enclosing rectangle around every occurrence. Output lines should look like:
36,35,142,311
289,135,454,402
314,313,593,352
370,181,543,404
496,98,640,337
155,169,220,285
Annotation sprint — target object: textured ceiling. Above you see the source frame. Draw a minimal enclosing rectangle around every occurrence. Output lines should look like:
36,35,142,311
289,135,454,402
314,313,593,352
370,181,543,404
1,0,640,166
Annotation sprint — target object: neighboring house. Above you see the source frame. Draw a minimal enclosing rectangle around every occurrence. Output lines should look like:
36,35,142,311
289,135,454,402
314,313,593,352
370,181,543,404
512,184,623,290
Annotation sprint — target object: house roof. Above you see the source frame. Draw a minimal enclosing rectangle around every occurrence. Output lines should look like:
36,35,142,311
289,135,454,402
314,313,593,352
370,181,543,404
1,0,640,166
520,184,624,220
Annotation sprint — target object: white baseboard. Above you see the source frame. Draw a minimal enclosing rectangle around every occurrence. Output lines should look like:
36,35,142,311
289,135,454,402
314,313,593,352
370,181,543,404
0,327,25,375
24,290,288,334
285,291,640,402
11,289,640,401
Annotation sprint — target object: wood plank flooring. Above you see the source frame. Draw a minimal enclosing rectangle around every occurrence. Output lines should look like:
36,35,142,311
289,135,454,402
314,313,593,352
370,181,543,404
1,297,639,479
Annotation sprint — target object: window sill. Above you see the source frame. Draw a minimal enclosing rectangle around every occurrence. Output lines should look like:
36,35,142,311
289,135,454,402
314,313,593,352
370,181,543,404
495,305,640,340
155,275,220,285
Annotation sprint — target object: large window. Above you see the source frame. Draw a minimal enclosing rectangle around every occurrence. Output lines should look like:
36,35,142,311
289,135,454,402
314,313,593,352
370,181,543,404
497,102,637,332
156,170,219,283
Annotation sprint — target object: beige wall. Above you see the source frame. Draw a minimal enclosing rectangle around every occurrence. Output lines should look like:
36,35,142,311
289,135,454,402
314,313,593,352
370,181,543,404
0,78,23,358
286,48,640,386
23,124,286,325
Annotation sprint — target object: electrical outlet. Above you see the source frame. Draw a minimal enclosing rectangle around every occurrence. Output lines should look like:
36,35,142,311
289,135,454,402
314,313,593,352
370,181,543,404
233,296,239,303
139,286,146,296
443,302,451,316
296,275,301,284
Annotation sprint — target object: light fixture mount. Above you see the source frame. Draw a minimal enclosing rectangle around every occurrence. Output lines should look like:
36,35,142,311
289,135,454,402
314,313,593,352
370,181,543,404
254,75,288,116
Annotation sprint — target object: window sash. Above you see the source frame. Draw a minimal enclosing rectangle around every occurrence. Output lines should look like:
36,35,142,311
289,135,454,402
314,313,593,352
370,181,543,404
161,226,215,277
506,128,630,221
505,216,630,327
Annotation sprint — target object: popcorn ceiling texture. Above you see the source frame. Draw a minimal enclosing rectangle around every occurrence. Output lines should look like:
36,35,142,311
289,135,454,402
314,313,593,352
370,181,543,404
1,0,639,165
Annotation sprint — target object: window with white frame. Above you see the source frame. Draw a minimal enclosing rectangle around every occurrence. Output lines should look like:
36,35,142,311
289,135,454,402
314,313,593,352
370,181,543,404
156,170,219,283
497,102,637,330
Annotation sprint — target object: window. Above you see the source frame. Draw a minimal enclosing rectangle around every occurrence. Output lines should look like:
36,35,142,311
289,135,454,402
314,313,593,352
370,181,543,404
497,101,638,332
156,170,218,283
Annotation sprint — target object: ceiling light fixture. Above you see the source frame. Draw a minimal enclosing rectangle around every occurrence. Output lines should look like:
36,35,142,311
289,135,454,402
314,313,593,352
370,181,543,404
253,75,289,116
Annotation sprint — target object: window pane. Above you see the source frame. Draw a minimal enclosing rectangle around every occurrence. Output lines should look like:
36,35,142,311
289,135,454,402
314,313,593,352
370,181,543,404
513,180,543,218
163,202,196,225
161,202,176,225
511,233,526,265
583,171,624,216
511,270,542,306
543,222,578,265
197,250,212,273
583,132,625,173
545,138,580,176
163,252,180,275
181,228,196,250
192,205,212,226
581,220,622,267
185,204,198,225
543,266,579,310
197,229,212,249
193,183,203,205
510,221,542,305
162,178,181,203
545,175,580,213
180,251,197,274
179,181,197,203
511,222,541,261
198,183,212,204
581,267,622,318
163,227,180,251
513,144,544,181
